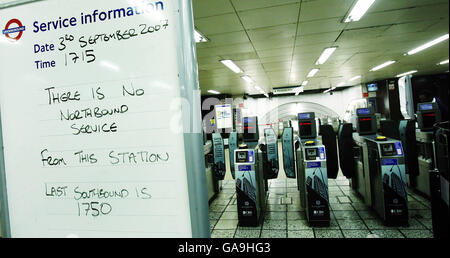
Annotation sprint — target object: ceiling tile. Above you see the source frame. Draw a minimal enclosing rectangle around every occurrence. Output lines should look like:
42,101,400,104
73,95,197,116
193,0,234,19
298,17,346,35
195,13,243,35
237,3,301,30
196,31,250,49
299,0,354,22
231,0,301,11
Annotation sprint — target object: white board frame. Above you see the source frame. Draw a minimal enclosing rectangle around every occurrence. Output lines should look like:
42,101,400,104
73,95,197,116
0,0,210,238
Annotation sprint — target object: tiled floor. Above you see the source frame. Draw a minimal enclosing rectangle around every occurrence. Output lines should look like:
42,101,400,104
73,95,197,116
209,176,434,238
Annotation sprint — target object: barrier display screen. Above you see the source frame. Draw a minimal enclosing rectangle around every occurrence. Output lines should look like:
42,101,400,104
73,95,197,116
299,122,313,137
359,118,373,133
422,113,437,129
419,103,434,111
243,117,259,142
357,108,371,115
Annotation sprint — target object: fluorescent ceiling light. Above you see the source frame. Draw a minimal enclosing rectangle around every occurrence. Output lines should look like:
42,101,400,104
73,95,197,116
207,90,220,95
337,82,346,87
345,0,376,23
307,68,320,78
295,87,304,96
407,34,449,55
439,59,449,65
315,47,338,65
241,75,254,84
220,60,243,74
301,81,309,86
396,70,418,78
323,87,337,94
370,60,396,71
194,29,208,43
350,75,361,81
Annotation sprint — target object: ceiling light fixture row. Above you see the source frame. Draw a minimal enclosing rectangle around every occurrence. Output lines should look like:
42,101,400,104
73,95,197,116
341,1,448,84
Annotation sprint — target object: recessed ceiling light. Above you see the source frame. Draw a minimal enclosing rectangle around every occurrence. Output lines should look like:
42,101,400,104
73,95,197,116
407,34,449,55
396,70,418,78
350,75,361,81
194,29,208,43
207,90,220,95
307,68,320,78
220,60,243,74
302,81,309,86
344,0,376,23
241,75,254,84
315,47,338,65
438,59,449,65
370,61,396,71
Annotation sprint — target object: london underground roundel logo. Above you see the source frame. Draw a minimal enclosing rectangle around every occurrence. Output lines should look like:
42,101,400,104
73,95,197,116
2,18,26,41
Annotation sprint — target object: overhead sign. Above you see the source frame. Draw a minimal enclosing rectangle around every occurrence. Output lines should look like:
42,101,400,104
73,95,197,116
0,0,208,238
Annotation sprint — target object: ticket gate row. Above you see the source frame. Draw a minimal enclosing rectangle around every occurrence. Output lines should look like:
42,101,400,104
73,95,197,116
338,108,409,226
216,113,339,227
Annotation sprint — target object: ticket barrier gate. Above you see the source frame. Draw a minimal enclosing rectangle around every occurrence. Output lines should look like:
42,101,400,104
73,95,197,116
261,128,279,180
234,145,267,226
349,108,408,225
430,121,449,238
282,126,298,179
204,140,217,202
229,118,280,181
414,102,442,197
380,119,420,196
366,136,408,225
230,117,275,226
207,133,225,202
296,112,331,226
297,139,330,226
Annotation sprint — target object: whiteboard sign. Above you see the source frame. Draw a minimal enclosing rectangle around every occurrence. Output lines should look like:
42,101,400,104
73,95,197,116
0,0,207,237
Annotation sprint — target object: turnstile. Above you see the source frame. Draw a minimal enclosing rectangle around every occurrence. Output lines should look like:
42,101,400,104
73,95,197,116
297,139,330,226
231,116,272,227
367,136,408,225
262,128,279,179
295,112,331,226
349,108,409,225
413,102,442,197
234,147,267,226
204,140,222,202
430,121,449,238
282,127,296,179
